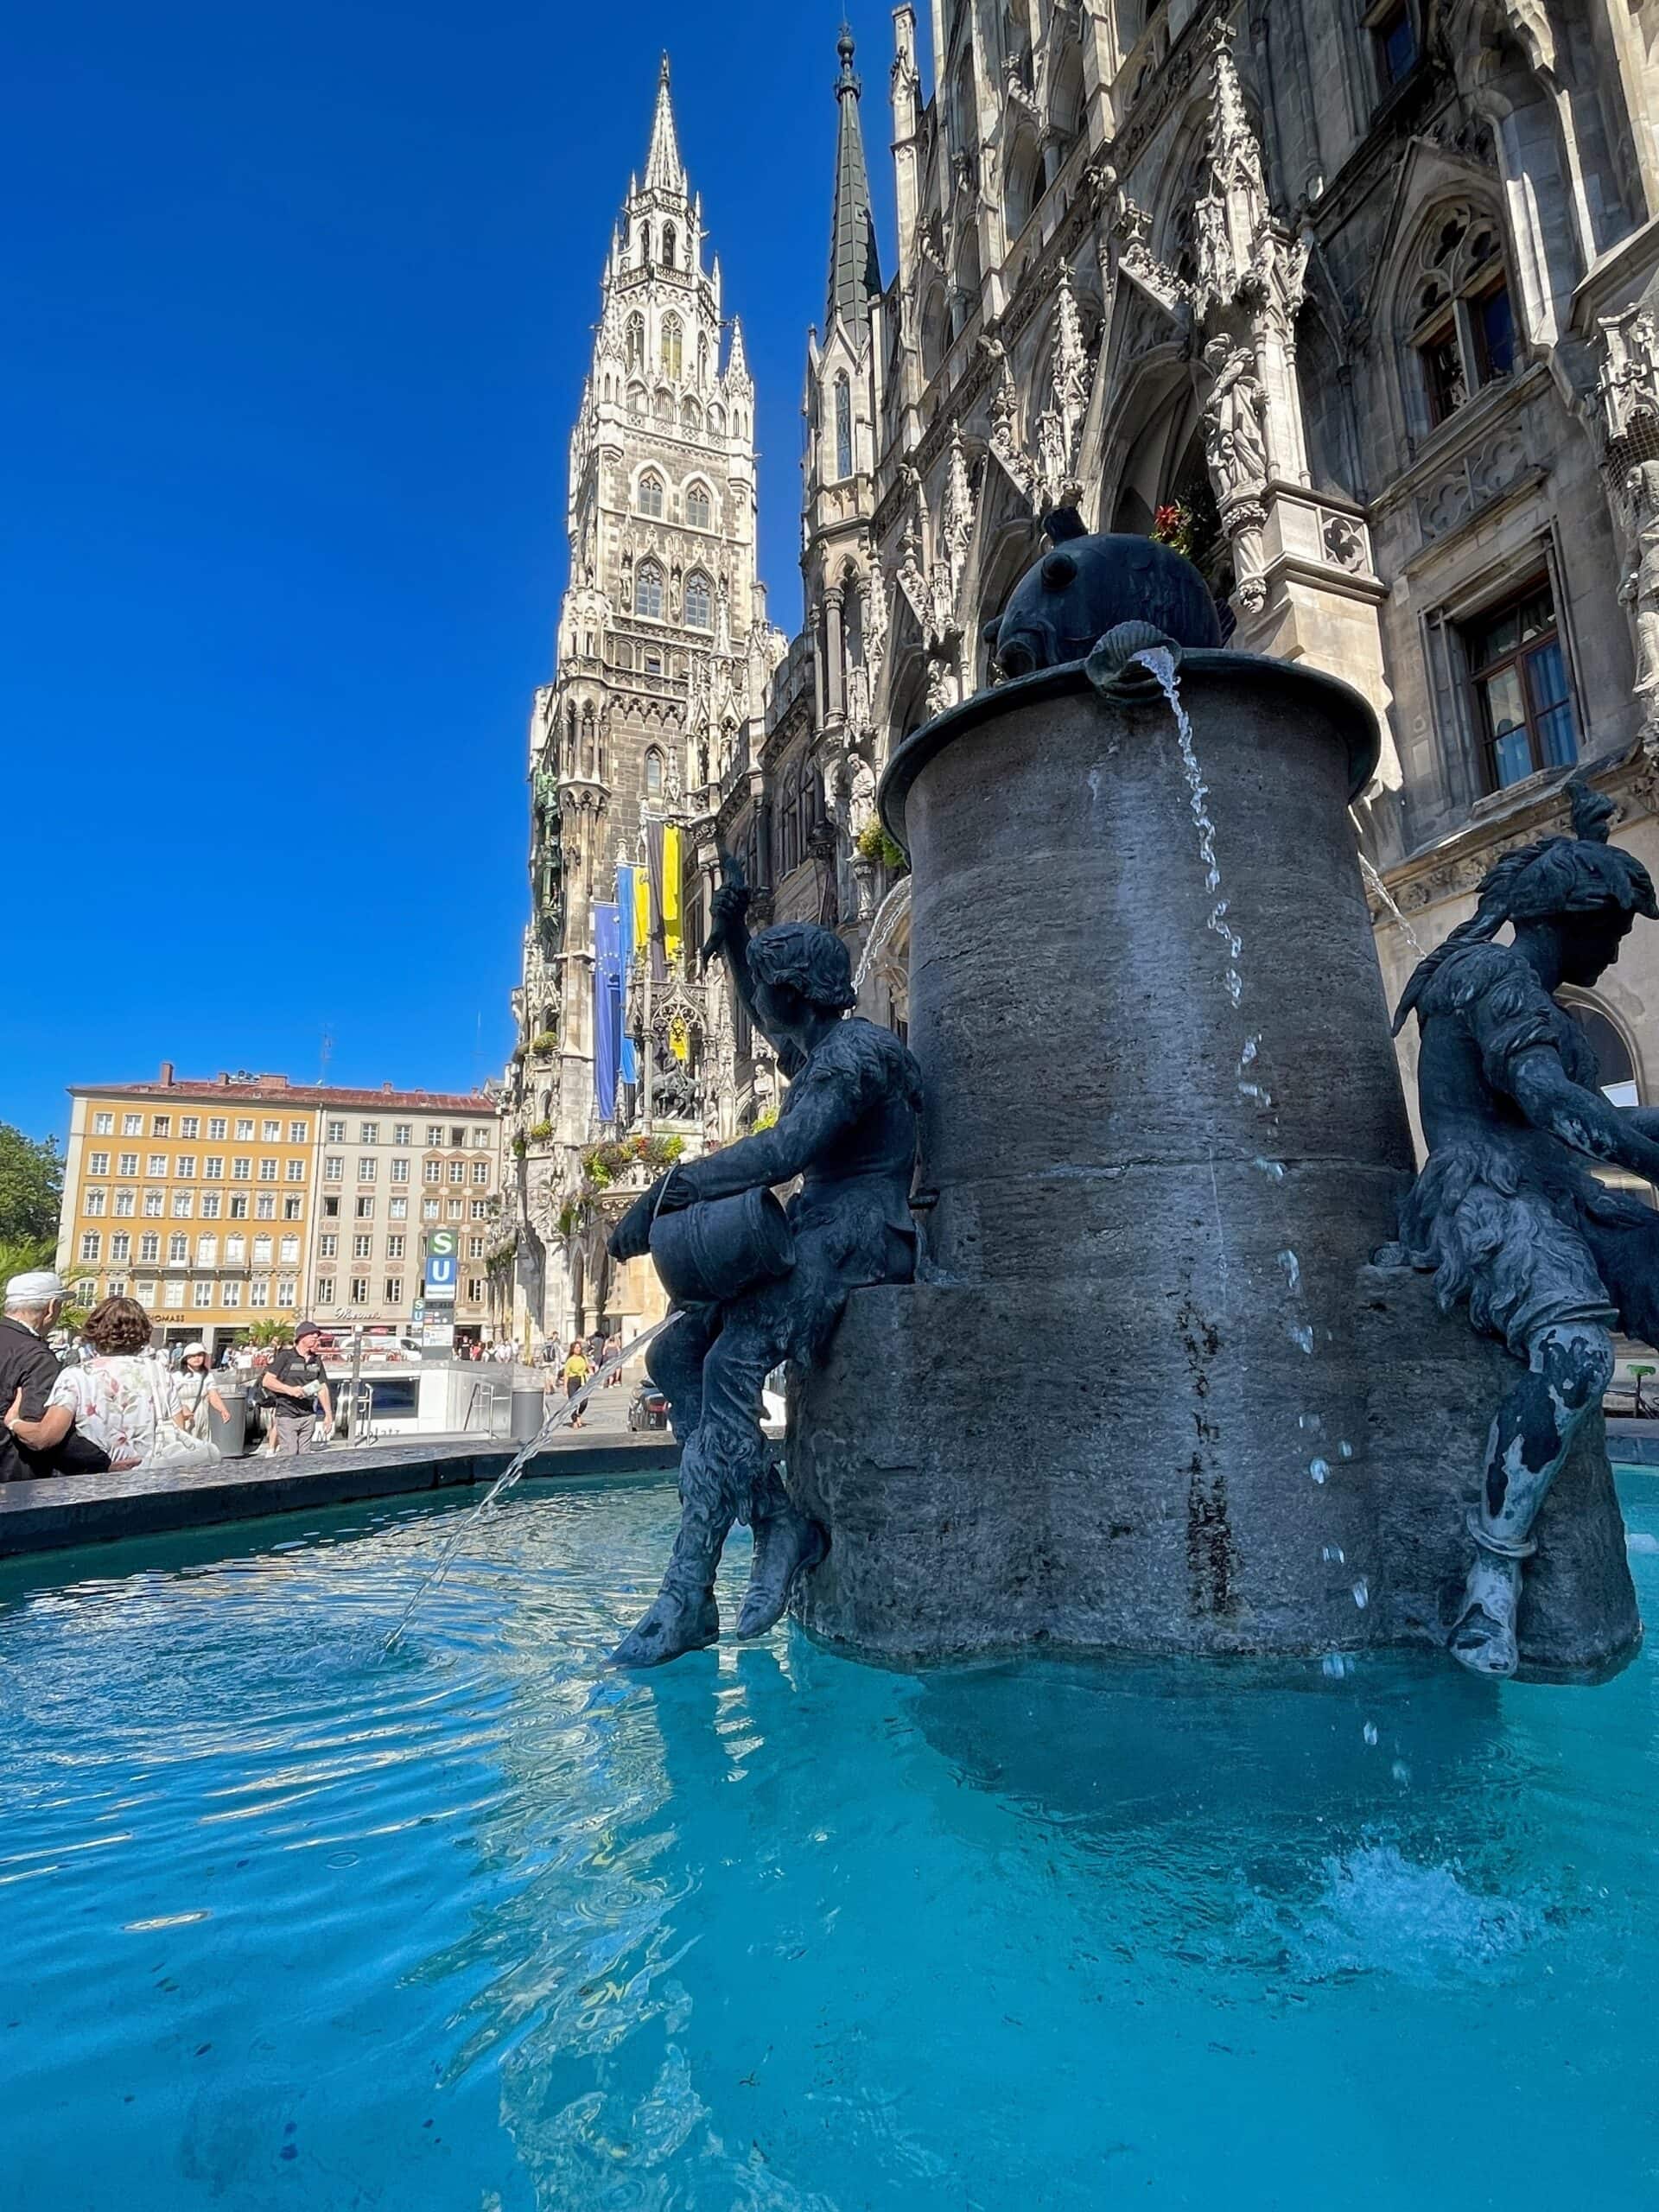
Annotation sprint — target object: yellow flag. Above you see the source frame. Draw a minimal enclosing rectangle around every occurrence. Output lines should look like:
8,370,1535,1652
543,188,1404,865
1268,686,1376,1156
663,824,683,961
633,867,649,955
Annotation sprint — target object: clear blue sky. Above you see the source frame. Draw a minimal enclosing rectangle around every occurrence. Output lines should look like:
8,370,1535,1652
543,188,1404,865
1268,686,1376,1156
1,0,901,1145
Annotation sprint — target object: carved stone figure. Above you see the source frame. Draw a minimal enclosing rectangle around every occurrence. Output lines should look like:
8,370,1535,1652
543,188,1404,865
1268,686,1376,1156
1389,782,1659,1675
606,893,924,1667
1619,460,1659,704
1201,336,1268,501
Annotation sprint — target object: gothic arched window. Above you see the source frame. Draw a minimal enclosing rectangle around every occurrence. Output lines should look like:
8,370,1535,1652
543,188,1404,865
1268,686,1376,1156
1401,204,1516,431
638,471,665,518
834,373,854,480
782,766,801,875
645,747,664,800
662,222,677,269
636,561,664,620
684,571,712,628
661,314,683,379
685,480,712,530
626,314,645,370
626,383,646,420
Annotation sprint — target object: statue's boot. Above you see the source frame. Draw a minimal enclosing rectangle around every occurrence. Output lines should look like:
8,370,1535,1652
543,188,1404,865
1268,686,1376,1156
1448,1521,1533,1678
735,1500,827,1639
607,1580,719,1669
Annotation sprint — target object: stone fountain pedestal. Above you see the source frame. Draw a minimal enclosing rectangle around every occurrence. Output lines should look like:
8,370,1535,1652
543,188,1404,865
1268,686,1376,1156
789,646,1638,1679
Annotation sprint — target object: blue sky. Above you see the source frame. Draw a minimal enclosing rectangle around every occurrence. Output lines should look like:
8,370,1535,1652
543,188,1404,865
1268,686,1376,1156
1,0,901,1144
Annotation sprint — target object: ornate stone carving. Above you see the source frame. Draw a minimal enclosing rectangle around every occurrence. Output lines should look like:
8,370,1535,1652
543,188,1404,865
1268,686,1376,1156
1415,429,1533,542
1597,306,1659,444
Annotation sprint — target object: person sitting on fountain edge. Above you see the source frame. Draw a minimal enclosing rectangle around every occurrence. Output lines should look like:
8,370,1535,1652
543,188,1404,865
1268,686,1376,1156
606,888,924,1668
1390,779,1659,1676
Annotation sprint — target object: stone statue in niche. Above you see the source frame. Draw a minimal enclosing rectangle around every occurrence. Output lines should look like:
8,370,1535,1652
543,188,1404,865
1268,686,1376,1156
606,890,924,1667
1389,782,1659,1675
1201,336,1268,499
1618,459,1659,708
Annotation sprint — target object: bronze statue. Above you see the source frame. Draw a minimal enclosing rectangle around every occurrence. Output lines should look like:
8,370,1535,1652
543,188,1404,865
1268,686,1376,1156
1390,780,1659,1675
607,888,923,1667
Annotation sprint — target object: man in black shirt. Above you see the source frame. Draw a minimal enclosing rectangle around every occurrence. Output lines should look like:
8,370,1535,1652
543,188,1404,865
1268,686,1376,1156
0,1270,110,1481
260,1322,334,1454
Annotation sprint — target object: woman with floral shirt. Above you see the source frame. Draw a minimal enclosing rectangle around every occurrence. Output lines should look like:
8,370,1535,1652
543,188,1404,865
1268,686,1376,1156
5,1296,209,1473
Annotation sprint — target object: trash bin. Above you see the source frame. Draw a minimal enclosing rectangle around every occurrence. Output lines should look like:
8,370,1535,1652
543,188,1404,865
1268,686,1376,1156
209,1389,250,1459
510,1386,545,1446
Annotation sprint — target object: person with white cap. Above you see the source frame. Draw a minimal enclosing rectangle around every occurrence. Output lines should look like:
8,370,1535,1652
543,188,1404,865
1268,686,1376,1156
174,1344,229,1442
0,1270,110,1482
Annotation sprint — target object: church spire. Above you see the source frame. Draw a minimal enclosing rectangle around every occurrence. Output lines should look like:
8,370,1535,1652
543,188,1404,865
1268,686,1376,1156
826,27,881,346
644,54,686,196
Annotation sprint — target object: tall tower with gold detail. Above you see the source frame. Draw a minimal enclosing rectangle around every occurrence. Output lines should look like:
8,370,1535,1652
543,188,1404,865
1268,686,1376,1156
504,56,763,1348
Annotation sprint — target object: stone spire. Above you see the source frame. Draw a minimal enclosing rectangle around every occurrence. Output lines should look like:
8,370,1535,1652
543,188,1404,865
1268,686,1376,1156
644,54,685,196
826,27,881,348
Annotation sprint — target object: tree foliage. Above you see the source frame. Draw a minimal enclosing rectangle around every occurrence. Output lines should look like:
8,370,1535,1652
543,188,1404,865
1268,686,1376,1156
0,1125,63,1243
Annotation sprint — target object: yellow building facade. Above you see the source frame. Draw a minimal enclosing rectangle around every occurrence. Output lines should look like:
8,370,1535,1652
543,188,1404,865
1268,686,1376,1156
60,1072,316,1347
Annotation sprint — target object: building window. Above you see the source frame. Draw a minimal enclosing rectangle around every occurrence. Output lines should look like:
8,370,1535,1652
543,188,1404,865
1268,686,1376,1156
385,1279,404,1306
258,1159,277,1182
79,1231,101,1262
285,1160,305,1182
1463,577,1579,790
423,1198,441,1222
320,1234,338,1259
207,1117,226,1140
181,1116,200,1140
468,1236,484,1260
222,1281,242,1310
426,1124,444,1147
661,313,683,378
172,1192,194,1218
353,1233,373,1259
118,1151,137,1175
163,1280,185,1307
684,571,712,628
253,1235,273,1263
325,1156,343,1182
152,1116,171,1137
387,1234,405,1260
230,1195,250,1219
359,1122,378,1146
135,1280,156,1309
204,1157,223,1180
448,1198,464,1221
317,1276,335,1305
1371,0,1418,89
139,1233,160,1262
390,1197,409,1221
193,1281,213,1310
466,1277,486,1303
200,1193,221,1219
393,1122,411,1147
88,1151,110,1176
472,1161,490,1186
123,1112,143,1135
114,1190,135,1217
85,1189,106,1217
196,1234,217,1265
175,1156,195,1179
834,372,853,480
262,1120,280,1141
168,1233,188,1263
351,1278,370,1305
286,1192,306,1221
447,1161,464,1186
111,1232,131,1262
645,746,664,800
685,481,712,530
280,1235,299,1263
1408,208,1513,430
636,561,664,620
327,1119,346,1143
256,1195,275,1219
232,1158,251,1180
358,1158,378,1183
234,1118,253,1141
626,312,645,369
250,1279,270,1308
638,471,665,518
386,1157,406,1184
355,1197,375,1219
277,1280,296,1308
226,1234,246,1262
92,1111,113,1135
144,1190,164,1217
321,1197,339,1219
148,1153,167,1177
470,1199,489,1219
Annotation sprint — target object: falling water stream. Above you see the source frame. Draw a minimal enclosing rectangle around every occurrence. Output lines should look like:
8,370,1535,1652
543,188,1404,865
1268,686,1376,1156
1133,648,1376,1728
854,874,912,992
1359,851,1427,960
382,1313,681,1653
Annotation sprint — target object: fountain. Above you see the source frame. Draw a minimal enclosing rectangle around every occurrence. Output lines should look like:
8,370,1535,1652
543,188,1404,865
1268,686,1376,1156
785,524,1640,1679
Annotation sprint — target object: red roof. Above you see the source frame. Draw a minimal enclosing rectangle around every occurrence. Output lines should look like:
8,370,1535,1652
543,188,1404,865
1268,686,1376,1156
69,1071,500,1113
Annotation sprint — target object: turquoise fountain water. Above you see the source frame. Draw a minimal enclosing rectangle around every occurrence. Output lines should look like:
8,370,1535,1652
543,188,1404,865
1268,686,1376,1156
3,1471,1658,2209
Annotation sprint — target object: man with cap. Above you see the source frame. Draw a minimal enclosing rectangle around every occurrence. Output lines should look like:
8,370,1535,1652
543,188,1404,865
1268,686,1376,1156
0,1270,110,1481
259,1321,334,1454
